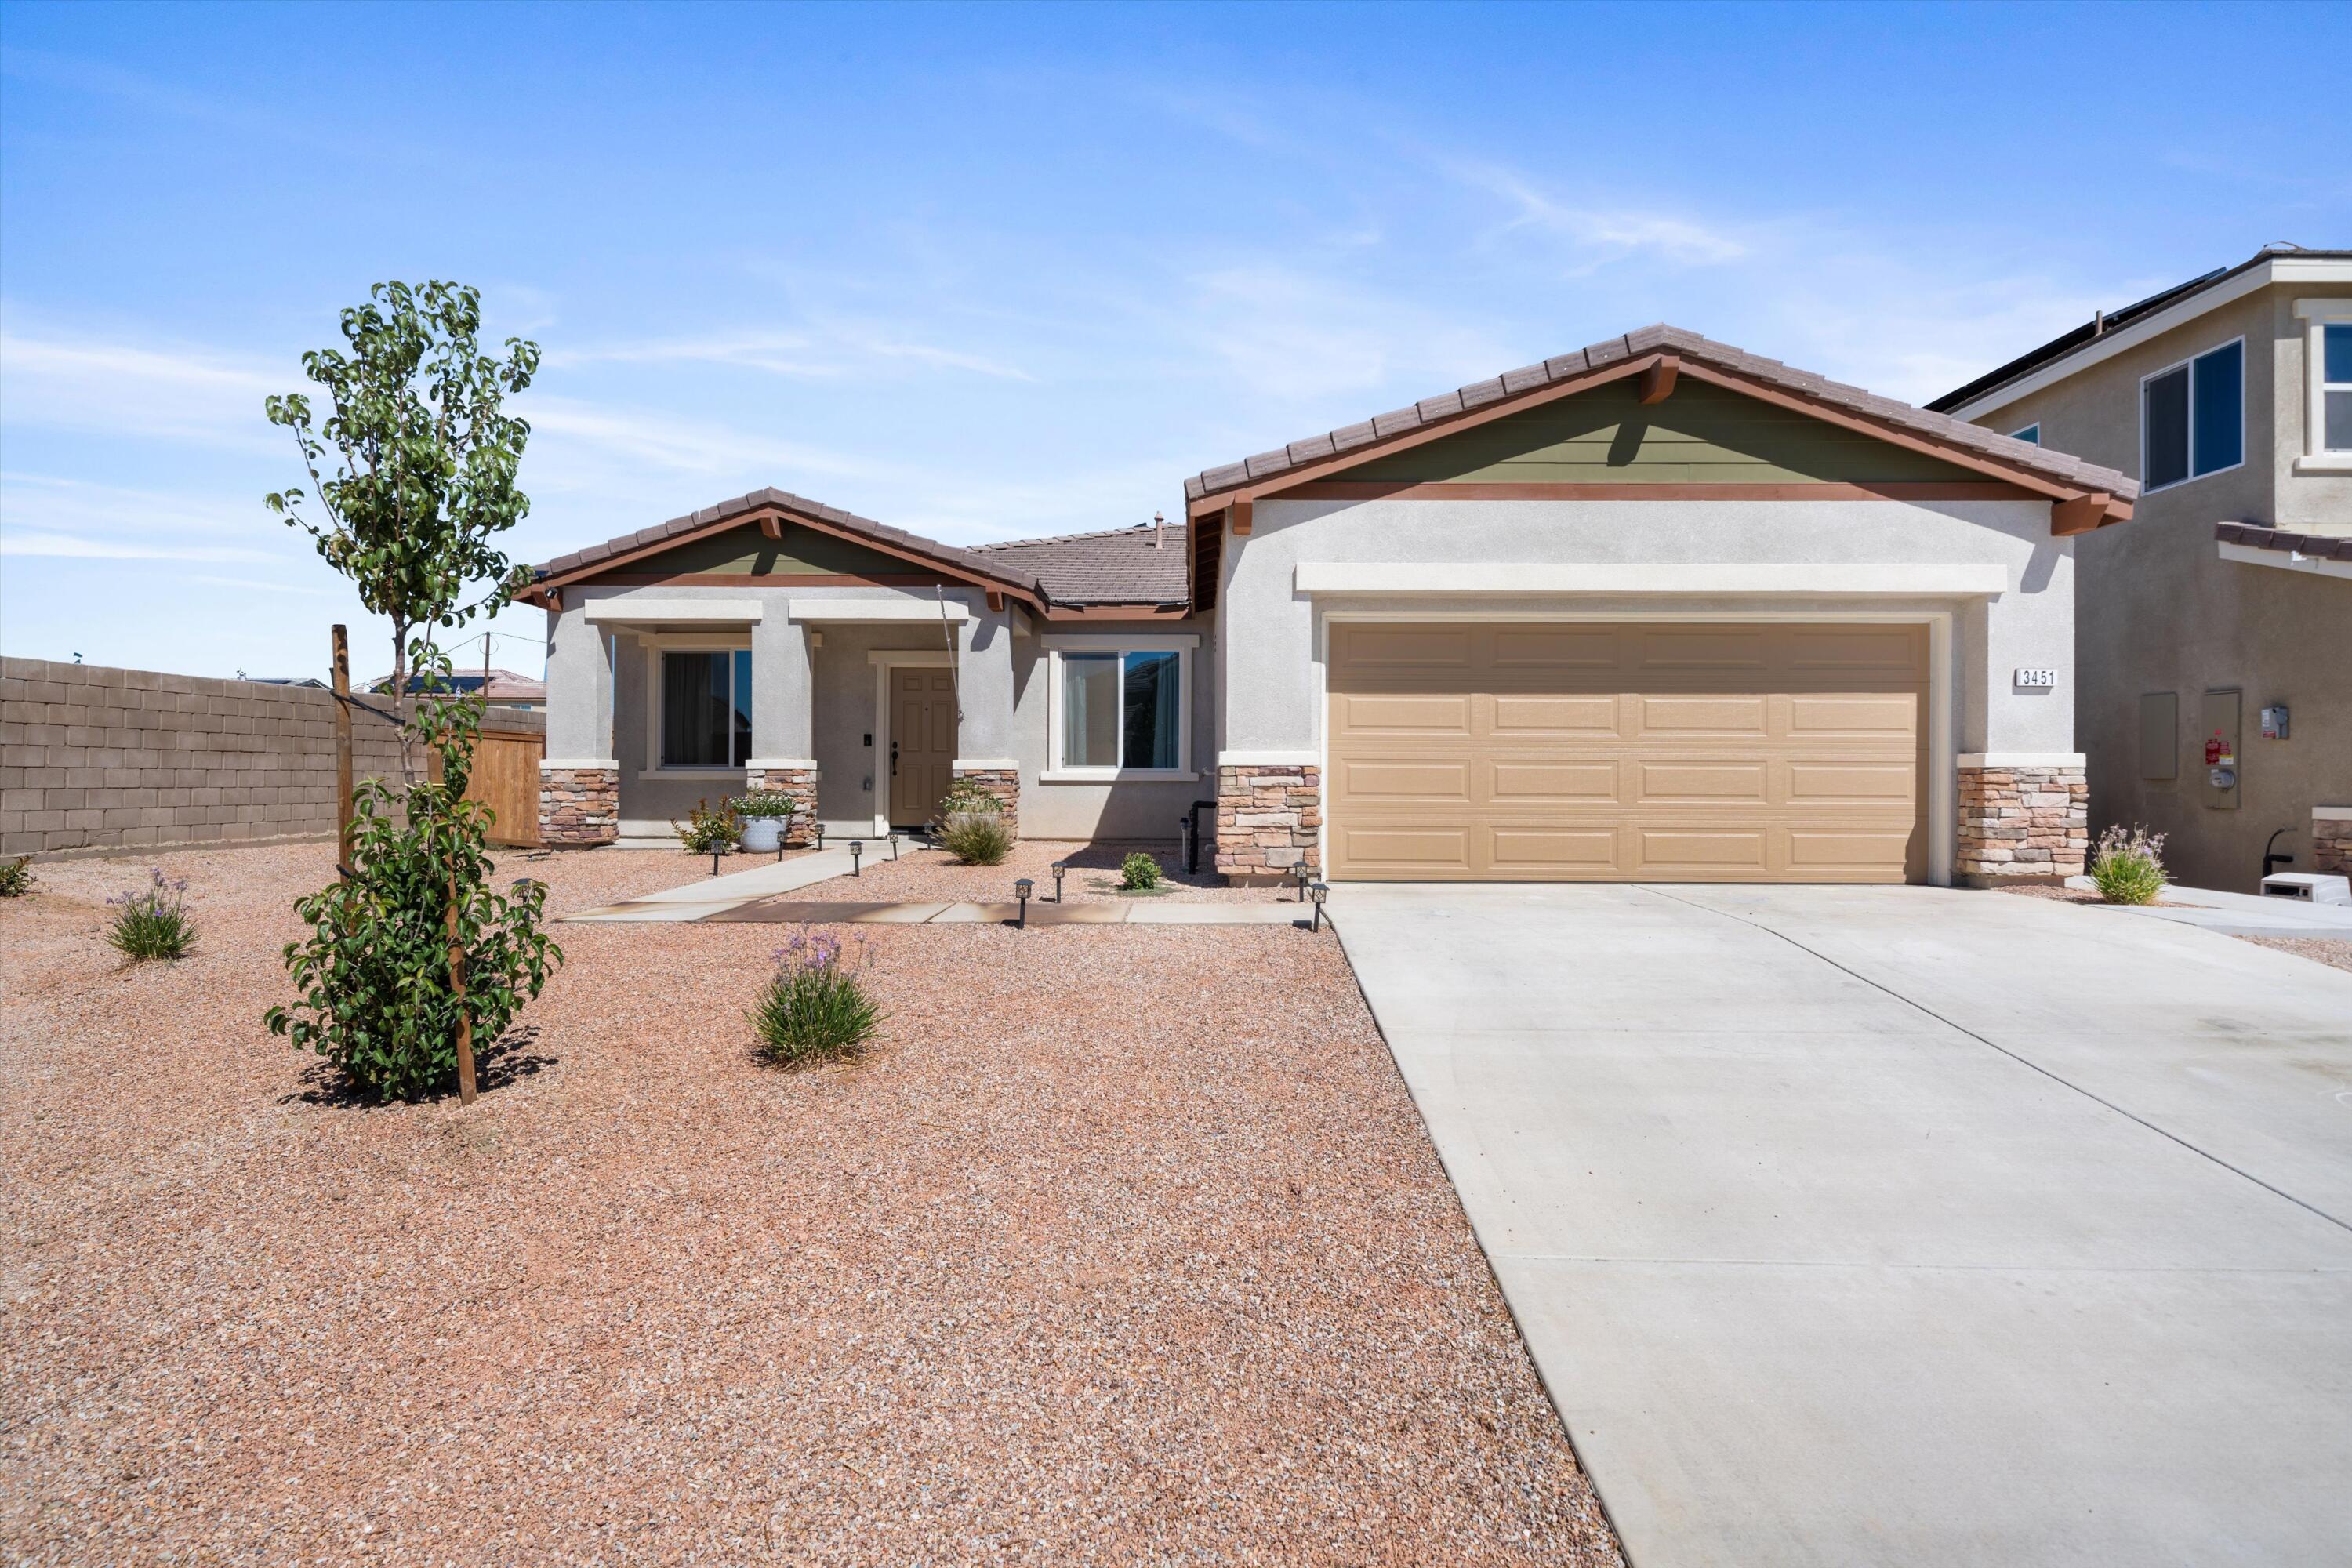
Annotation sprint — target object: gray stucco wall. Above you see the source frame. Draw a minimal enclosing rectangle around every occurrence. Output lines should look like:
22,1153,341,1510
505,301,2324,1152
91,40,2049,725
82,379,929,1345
1013,615,1218,843
546,583,1207,844
1958,281,2352,890
1218,496,2074,760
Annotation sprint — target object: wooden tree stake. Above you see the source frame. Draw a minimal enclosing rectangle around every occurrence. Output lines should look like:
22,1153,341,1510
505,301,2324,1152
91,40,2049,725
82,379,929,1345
331,624,354,875
448,863,476,1105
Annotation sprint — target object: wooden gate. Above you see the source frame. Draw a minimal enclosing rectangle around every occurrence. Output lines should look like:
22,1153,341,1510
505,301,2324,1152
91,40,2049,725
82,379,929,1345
466,728,544,846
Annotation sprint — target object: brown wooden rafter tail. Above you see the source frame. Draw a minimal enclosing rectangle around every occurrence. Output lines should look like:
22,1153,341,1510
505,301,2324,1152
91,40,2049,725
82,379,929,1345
2050,491,2124,535
758,514,782,541
1636,353,1680,405
1229,499,1254,536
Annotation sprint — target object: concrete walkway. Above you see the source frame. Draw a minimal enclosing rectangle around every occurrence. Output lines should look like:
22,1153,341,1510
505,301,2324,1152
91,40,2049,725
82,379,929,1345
1330,882,2352,1567
2064,875,2352,938
561,848,1316,926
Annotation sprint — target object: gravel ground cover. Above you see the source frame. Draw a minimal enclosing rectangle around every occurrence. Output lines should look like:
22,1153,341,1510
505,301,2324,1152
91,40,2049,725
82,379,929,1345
796,838,1296,906
2239,936,2352,975
1,842,1618,1566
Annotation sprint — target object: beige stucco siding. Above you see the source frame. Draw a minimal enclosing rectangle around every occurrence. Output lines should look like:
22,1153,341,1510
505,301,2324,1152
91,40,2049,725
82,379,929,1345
1958,281,2352,891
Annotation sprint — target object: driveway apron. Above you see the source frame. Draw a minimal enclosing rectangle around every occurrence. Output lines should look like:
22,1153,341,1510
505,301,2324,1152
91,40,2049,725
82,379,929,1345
1330,882,2352,1567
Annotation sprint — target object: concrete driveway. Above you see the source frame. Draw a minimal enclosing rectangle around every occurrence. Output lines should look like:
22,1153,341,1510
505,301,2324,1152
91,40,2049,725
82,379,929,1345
1330,883,2352,1567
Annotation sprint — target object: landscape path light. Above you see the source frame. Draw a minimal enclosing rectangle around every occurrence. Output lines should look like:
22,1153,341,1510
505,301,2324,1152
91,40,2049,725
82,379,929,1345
1014,877,1034,928
1308,880,1329,932
850,839,862,877
889,833,902,860
1051,861,1068,902
1290,861,1312,902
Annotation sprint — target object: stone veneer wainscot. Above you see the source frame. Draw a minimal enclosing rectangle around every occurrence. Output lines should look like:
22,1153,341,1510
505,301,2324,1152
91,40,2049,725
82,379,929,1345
747,764,821,847
950,765,1020,839
1956,760,2088,886
2314,808,2352,878
539,764,619,847
1216,763,1320,881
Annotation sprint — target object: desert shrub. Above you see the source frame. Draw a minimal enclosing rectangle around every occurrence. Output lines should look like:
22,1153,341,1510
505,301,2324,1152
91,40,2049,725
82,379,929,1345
1120,851,1163,891
939,814,1012,866
673,798,742,854
936,779,1003,818
267,684,561,1102
2089,824,2168,906
0,856,33,898
729,790,797,820
108,868,195,960
750,934,882,1067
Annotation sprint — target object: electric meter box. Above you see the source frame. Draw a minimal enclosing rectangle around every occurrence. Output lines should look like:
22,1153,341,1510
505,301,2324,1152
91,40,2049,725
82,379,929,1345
2260,704,2289,740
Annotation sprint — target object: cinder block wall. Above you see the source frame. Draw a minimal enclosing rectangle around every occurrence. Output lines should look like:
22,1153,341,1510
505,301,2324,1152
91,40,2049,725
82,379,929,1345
0,657,543,860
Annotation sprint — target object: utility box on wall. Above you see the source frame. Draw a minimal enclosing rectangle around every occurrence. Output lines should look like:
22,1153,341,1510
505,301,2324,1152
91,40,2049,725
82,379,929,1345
2200,688,2241,809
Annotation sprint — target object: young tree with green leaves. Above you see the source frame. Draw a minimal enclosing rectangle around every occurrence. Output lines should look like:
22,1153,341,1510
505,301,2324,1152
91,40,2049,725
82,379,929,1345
264,281,559,1102
266,279,540,779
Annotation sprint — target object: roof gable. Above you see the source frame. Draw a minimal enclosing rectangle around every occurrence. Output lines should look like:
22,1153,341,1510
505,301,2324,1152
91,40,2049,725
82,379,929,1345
1183,324,2136,519
522,488,1049,609
1333,376,1984,488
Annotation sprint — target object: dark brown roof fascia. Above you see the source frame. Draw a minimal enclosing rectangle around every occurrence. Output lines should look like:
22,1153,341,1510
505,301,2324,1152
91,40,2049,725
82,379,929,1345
1183,325,2138,528
521,488,1050,611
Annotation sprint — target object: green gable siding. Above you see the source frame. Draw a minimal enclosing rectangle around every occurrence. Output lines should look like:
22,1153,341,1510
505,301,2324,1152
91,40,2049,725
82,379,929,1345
1334,379,1980,485
602,523,934,579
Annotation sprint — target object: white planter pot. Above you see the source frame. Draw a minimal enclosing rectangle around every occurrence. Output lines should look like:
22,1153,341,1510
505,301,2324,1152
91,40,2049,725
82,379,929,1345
740,815,788,853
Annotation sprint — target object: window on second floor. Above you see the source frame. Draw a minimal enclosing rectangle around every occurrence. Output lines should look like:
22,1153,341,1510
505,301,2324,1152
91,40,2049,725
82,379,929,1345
2140,338,2243,492
2325,322,2352,453
2010,423,2042,445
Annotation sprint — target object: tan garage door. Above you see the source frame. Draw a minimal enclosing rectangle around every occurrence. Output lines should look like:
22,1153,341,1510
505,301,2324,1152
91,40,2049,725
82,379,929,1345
1326,622,1927,882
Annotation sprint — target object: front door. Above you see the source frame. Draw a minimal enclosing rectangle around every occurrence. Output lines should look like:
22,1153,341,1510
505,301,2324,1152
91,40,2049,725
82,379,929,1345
889,666,956,826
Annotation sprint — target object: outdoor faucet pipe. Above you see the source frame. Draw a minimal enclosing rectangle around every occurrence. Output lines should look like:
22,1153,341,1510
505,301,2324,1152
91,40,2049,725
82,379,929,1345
2263,826,2296,884
1185,799,1215,875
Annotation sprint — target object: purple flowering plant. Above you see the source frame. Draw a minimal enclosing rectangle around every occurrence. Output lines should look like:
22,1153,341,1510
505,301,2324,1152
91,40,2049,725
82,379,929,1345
751,932,881,1066
107,867,196,961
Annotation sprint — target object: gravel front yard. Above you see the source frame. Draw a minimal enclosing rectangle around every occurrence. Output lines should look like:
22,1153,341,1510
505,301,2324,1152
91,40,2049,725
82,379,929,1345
0,844,1619,1566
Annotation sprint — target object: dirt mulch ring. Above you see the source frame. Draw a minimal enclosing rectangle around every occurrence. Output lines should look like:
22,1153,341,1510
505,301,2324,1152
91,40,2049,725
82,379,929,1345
795,837,1299,905
0,842,1618,1566
2238,936,2352,975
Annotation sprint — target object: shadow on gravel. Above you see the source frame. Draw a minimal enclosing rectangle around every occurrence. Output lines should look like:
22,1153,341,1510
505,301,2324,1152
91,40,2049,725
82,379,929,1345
278,1025,558,1106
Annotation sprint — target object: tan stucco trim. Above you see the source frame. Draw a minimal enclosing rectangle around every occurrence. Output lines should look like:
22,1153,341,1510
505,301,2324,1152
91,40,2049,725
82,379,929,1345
1292,562,2009,598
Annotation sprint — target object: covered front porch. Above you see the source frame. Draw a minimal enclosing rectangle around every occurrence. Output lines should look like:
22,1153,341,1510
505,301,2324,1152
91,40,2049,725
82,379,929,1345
541,586,1025,844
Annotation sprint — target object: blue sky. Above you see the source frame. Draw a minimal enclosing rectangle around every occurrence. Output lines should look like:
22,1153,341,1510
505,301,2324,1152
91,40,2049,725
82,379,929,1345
2,0,2343,680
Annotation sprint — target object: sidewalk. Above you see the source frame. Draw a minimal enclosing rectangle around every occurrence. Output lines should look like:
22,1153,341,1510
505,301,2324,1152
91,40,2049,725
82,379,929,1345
2064,876,2352,938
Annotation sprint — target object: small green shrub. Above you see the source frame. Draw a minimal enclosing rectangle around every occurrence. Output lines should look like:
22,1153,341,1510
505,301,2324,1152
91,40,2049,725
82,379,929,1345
936,779,1003,818
673,798,742,854
751,935,883,1067
0,855,33,898
2090,823,2168,905
267,684,561,1103
728,791,798,820
107,868,195,961
1120,851,1163,891
939,815,1012,866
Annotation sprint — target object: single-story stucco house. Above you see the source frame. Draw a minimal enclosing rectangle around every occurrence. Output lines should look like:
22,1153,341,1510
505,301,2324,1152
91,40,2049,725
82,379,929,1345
523,325,2139,885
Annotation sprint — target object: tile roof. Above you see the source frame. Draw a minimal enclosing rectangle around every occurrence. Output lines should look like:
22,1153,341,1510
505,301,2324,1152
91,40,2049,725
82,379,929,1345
530,487,1048,603
1182,322,2138,504
2216,521,2352,563
969,521,1190,605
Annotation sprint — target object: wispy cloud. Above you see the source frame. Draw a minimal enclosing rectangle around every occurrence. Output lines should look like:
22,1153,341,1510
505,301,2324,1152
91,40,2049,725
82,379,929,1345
552,324,1034,382
1441,159,1750,270
0,325,285,448
0,530,281,562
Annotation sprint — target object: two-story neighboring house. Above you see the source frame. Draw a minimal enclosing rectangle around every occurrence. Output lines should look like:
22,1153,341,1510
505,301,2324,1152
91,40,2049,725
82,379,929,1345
1928,247,2352,891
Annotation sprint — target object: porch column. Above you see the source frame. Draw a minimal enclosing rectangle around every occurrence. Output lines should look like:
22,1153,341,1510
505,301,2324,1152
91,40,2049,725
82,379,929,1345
539,602,619,845
952,597,1021,837
747,613,819,845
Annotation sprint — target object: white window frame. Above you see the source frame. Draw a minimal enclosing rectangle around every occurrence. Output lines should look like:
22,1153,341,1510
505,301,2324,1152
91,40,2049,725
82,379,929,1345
2009,423,2041,445
2293,299,2352,473
2137,335,2245,495
1041,633,1198,782
643,633,753,777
